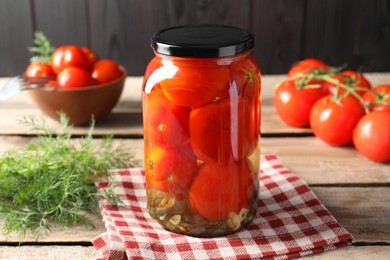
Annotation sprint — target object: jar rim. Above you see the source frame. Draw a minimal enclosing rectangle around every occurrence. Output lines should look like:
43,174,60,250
151,24,254,58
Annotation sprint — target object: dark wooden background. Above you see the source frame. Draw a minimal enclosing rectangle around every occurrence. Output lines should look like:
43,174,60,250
0,0,389,76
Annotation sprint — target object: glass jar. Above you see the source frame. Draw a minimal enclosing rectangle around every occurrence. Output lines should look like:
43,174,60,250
142,25,261,237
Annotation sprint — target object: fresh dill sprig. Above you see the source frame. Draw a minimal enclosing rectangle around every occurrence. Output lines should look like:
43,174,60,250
28,31,55,64
100,183,125,207
0,113,138,240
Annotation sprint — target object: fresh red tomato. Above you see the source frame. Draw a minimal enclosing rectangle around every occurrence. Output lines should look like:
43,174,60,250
92,59,122,84
362,84,390,112
24,62,56,78
310,96,366,146
143,88,190,149
189,159,254,220
160,59,230,107
57,67,97,89
189,98,251,164
324,71,371,97
322,75,346,96
353,111,390,162
288,58,329,78
274,79,326,127
51,46,90,74
342,70,371,94
81,47,99,66
145,146,197,194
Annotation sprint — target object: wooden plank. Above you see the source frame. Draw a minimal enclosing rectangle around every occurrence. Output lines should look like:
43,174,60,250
0,246,97,260
359,0,390,72
302,246,390,259
33,0,89,47
261,137,390,185
88,0,251,76
0,0,33,76
312,187,390,243
0,73,389,136
0,136,388,186
5,245,390,260
0,246,390,260
303,0,361,70
251,0,305,74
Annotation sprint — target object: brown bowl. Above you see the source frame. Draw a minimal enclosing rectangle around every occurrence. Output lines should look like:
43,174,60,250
28,68,127,126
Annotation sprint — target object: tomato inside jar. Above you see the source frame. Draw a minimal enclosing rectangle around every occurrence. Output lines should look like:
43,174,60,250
142,25,261,237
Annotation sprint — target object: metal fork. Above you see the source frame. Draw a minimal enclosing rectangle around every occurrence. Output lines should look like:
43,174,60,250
0,76,57,101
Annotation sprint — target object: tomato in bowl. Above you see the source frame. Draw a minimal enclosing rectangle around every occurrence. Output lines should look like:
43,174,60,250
24,33,127,125
27,67,126,126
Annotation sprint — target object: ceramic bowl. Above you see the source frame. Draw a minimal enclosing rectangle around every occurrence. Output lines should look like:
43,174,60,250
28,68,127,126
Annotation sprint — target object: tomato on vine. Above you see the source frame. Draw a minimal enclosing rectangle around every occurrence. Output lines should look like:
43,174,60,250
363,84,390,112
274,57,390,162
322,75,346,96
342,70,371,95
353,111,390,163
288,58,329,79
274,79,325,127
310,95,365,146
323,70,371,97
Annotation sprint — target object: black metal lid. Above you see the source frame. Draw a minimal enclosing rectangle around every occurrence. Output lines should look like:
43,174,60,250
151,24,254,58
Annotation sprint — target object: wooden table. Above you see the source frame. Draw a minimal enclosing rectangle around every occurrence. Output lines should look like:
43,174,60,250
0,74,389,259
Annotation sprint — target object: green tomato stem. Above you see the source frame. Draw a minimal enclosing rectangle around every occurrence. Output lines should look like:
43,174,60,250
319,74,370,113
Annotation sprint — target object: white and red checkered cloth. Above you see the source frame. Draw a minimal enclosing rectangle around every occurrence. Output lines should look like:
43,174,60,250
93,155,353,260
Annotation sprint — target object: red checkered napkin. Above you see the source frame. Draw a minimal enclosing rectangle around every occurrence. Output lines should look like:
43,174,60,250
93,155,353,260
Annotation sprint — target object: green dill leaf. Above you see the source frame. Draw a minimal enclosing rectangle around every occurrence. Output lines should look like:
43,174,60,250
0,113,138,240
100,182,125,207
28,31,55,64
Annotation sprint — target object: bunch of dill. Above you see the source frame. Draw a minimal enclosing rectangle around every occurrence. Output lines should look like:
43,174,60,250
0,114,137,239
